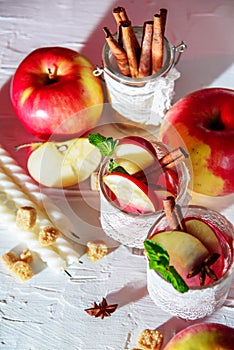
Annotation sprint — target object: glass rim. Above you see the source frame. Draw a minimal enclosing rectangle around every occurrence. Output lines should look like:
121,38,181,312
102,25,176,85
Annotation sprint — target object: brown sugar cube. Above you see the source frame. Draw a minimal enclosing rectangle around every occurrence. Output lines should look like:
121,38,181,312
16,206,37,230
12,261,34,281
137,329,164,350
39,226,59,246
1,251,19,269
86,241,108,261
20,248,33,264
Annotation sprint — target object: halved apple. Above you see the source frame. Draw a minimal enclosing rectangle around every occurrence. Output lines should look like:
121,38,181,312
185,218,222,255
114,135,157,172
27,138,102,187
103,172,159,214
150,230,209,279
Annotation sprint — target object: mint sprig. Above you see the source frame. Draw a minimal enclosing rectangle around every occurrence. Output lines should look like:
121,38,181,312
144,239,189,293
88,133,119,157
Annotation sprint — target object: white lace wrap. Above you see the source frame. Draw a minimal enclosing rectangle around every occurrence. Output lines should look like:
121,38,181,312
147,265,233,320
104,67,181,126
99,190,158,249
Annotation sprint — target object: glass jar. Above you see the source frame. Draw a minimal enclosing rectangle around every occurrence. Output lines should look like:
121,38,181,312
98,140,190,249
146,205,234,320
94,26,186,133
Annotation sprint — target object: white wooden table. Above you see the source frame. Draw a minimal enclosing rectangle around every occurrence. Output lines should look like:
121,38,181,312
0,1,233,349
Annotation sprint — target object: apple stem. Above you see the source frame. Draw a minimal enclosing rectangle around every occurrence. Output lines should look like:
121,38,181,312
48,64,58,80
15,142,43,151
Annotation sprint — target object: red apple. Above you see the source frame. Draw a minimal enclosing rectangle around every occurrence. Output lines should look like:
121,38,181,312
164,323,234,349
160,88,234,196
11,47,104,140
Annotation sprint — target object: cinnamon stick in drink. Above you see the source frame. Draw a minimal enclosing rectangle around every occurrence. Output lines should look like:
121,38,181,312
133,147,188,181
138,21,153,78
152,14,163,74
103,27,131,76
160,147,188,169
163,196,186,231
121,20,141,78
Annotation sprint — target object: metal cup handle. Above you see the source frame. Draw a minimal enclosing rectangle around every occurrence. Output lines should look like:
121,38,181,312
172,41,187,66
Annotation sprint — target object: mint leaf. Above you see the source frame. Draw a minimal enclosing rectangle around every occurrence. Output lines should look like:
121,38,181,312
88,133,119,157
109,160,129,175
144,239,170,267
144,239,189,293
166,266,189,293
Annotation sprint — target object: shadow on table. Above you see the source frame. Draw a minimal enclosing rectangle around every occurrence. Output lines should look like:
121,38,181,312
107,280,148,308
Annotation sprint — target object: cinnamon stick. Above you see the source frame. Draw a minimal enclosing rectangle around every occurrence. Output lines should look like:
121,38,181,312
152,14,164,74
163,196,186,231
121,20,141,78
138,21,153,78
112,6,129,46
103,27,131,76
112,6,129,24
159,8,168,36
160,147,188,169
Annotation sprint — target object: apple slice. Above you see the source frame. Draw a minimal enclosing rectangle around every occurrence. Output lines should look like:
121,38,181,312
153,168,179,197
150,230,209,279
115,158,142,175
185,218,222,255
115,136,157,172
27,138,101,187
103,172,158,214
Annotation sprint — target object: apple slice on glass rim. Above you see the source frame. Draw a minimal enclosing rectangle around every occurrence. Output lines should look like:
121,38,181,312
114,135,158,171
184,218,222,255
103,172,159,214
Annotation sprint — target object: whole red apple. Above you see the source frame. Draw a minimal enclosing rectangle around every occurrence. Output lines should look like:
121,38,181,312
164,322,234,349
160,88,234,196
11,47,104,140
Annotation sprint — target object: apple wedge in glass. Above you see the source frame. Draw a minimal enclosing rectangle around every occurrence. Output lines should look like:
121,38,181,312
145,202,234,320
89,133,190,249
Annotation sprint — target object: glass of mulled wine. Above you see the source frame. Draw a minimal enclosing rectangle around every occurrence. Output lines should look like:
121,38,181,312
145,204,234,320
98,136,190,250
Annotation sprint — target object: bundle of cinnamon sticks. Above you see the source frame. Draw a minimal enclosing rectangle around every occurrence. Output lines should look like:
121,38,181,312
103,6,168,78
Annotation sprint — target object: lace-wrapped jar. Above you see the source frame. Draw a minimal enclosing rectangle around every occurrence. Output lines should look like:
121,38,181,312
94,26,186,134
146,205,234,320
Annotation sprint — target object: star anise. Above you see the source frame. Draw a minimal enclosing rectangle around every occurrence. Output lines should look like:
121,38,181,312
85,298,118,319
187,253,220,286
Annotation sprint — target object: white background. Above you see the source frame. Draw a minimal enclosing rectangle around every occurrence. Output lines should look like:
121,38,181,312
0,1,233,349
